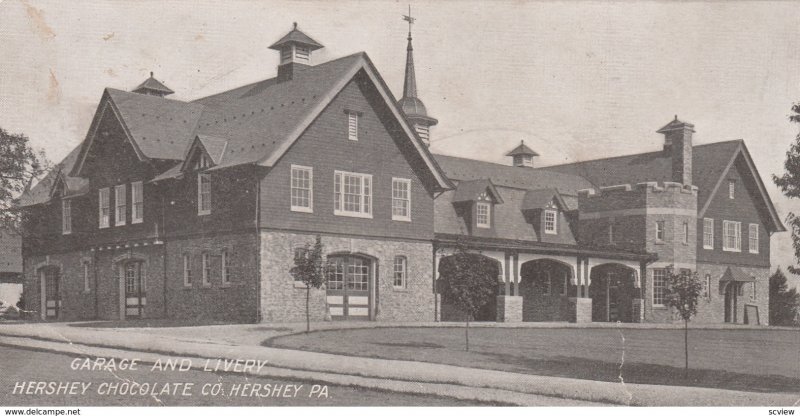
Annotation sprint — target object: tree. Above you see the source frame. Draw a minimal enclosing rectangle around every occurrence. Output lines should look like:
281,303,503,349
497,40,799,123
291,235,328,333
663,266,702,379
774,103,800,276
0,128,49,233
437,245,498,351
769,268,800,327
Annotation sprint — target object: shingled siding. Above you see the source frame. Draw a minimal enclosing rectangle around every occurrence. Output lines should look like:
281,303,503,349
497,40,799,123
259,76,434,241
259,231,434,322
165,232,259,323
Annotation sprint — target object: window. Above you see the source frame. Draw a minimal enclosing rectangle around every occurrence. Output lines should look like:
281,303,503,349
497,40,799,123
476,202,491,228
728,180,735,199
292,247,307,283
749,224,759,254
393,256,407,289
608,223,614,244
202,253,211,286
132,181,143,224
655,221,665,242
544,210,557,234
751,281,757,300
198,174,211,215
83,262,90,292
704,274,711,300
183,254,192,287
115,184,126,226
62,199,71,235
290,165,313,212
221,250,230,285
98,188,110,228
334,171,372,218
392,178,411,221
703,218,714,249
347,111,358,141
682,222,689,244
723,220,741,252
653,268,667,306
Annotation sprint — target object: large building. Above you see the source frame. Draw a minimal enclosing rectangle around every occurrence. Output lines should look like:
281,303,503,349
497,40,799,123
20,23,784,325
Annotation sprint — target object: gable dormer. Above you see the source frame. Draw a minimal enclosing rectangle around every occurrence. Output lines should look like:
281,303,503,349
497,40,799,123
451,179,503,232
521,188,572,240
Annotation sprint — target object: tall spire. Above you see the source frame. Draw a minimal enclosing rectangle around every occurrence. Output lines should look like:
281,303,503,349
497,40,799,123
398,6,437,146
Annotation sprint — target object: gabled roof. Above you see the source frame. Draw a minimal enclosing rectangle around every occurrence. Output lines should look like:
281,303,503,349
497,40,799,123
720,266,755,283
521,188,568,211
506,141,539,157
177,134,228,173
133,73,175,96
452,179,503,204
542,140,785,232
19,144,87,207
268,24,323,51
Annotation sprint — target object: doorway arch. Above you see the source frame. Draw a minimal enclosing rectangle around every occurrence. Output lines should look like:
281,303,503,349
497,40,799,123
518,259,573,321
589,263,639,322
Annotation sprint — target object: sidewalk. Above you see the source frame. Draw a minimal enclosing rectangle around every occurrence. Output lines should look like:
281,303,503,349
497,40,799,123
1,322,798,406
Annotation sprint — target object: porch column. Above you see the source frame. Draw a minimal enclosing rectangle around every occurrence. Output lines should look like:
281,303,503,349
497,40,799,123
496,251,522,323
567,256,592,323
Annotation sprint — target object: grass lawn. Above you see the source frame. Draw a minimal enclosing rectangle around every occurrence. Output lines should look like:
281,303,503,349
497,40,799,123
267,326,800,394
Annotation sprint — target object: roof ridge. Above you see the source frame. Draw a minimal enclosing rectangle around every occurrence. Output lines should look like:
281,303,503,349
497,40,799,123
433,153,585,179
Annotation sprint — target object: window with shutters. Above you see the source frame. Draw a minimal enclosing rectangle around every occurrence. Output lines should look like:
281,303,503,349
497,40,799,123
98,188,110,228
131,181,143,223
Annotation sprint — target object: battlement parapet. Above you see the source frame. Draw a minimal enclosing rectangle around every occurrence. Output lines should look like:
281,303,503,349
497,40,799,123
579,182,698,198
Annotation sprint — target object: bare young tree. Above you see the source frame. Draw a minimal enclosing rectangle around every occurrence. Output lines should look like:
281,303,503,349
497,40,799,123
291,235,328,333
664,266,702,379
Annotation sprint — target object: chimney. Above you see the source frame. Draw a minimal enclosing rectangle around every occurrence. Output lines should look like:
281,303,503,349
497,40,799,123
269,23,324,83
657,116,694,185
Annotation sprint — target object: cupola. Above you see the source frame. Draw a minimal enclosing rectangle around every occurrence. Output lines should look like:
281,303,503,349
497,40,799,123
132,72,174,97
269,22,324,83
506,140,539,168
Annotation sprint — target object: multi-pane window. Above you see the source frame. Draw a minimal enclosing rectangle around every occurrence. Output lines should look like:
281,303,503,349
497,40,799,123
131,181,143,224
198,174,211,215
682,222,689,244
221,251,230,285
98,187,110,228
83,262,90,292
653,268,667,306
476,202,490,228
544,210,557,234
723,220,741,252
704,274,711,300
392,178,411,221
655,221,665,242
348,258,369,291
393,256,407,289
62,199,71,235
728,180,735,199
334,171,372,218
749,223,759,254
202,253,211,286
115,184,126,226
347,111,359,141
703,218,714,249
183,254,192,287
290,165,313,212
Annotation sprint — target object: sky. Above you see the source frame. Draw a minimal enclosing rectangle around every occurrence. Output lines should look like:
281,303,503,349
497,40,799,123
1,0,800,286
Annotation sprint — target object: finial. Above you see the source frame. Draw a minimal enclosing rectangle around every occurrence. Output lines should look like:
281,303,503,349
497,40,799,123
150,71,154,77
293,22,297,30
402,5,415,37
674,115,678,121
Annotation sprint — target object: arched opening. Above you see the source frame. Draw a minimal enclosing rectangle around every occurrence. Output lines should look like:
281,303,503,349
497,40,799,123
437,253,501,322
38,266,61,320
326,254,375,321
519,259,574,321
589,263,639,322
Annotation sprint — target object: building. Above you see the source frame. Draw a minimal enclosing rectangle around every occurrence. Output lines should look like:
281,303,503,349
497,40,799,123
19,23,784,325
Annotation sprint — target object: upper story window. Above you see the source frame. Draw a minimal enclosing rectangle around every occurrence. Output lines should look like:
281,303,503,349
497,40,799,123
334,171,372,218
749,223,759,254
392,178,411,221
183,254,192,287
544,210,557,234
703,218,714,249
202,253,211,287
62,199,71,235
198,174,211,215
728,180,735,199
393,256,407,289
682,222,689,244
476,202,491,228
290,165,313,213
723,220,741,252
115,184,126,226
652,268,667,307
346,111,359,141
98,187,110,229
132,181,143,224
655,220,665,242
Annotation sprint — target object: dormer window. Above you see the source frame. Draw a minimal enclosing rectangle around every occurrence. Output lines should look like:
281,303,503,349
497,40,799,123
544,209,557,234
197,154,211,170
476,202,491,228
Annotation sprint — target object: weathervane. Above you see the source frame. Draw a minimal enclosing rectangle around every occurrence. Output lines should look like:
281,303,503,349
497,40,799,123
402,5,415,36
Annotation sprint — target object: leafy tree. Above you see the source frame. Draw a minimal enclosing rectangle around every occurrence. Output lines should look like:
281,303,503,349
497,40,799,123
769,268,800,327
437,245,499,351
664,266,702,379
291,235,328,333
0,128,49,233
773,103,800,276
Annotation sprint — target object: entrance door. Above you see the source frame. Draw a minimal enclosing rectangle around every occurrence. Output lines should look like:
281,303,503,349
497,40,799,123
327,256,371,320
124,262,146,318
43,268,60,319
724,282,737,323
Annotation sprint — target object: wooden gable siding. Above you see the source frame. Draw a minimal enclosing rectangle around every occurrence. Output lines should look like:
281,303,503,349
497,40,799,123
258,75,434,240
697,155,770,267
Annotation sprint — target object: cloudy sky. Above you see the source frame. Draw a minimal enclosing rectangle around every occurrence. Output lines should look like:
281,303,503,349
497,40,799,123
2,0,800,285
